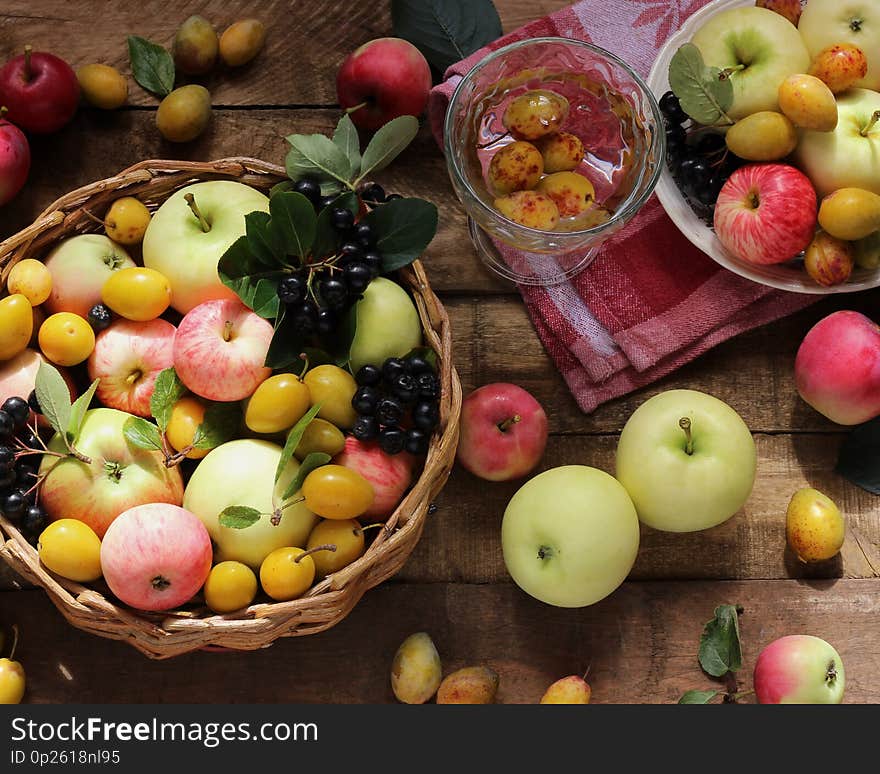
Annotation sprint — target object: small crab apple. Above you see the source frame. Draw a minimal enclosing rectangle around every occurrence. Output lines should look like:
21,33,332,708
487,141,543,196
808,44,869,94
536,132,584,173
786,487,845,563
536,171,595,217
540,674,591,704
502,90,569,141
494,191,559,229
754,635,845,704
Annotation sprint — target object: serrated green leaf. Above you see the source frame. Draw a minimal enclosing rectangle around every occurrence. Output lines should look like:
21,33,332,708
150,368,186,433
699,604,743,678
275,404,321,484
836,417,880,495
67,379,99,442
219,235,286,318
364,197,438,271
269,180,294,198
313,191,359,258
245,210,283,266
359,115,420,181
269,191,317,259
668,43,733,126
192,402,242,450
127,35,175,98
282,452,331,501
319,179,344,197
678,690,719,705
218,506,263,529
333,113,362,177
285,133,353,186
123,416,163,452
35,362,72,443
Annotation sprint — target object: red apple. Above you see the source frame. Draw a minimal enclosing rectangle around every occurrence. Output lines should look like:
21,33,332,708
0,47,79,134
334,436,414,518
100,503,212,611
336,37,432,131
754,635,845,704
173,298,273,402
795,310,880,425
457,383,548,482
713,163,817,265
0,109,29,206
0,348,74,427
87,319,177,418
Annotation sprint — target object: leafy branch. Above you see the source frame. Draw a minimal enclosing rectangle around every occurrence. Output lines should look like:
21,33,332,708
33,362,98,465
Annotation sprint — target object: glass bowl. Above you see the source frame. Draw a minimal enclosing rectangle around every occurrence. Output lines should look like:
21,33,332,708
444,37,665,286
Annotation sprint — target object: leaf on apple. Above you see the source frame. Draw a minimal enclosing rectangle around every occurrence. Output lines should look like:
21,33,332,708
191,402,242,450
364,197,439,272
127,36,175,98
391,0,503,73
282,452,331,501
218,505,263,530
275,404,322,484
698,604,743,677
68,379,100,443
150,368,186,433
269,191,317,260
677,689,720,704
285,133,352,188
836,417,880,495
34,362,72,443
122,416,163,452
668,43,734,126
333,114,362,178
245,211,283,266
359,115,420,181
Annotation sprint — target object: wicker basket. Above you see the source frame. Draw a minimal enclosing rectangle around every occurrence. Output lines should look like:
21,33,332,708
0,158,461,659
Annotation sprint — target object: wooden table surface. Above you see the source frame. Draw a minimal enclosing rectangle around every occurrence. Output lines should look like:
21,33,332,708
1,0,878,704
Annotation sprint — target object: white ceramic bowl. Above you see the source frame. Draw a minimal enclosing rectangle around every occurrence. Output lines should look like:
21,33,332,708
646,0,880,294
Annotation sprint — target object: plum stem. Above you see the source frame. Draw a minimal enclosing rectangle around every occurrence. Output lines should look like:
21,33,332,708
8,625,19,661
679,417,694,455
80,208,105,227
497,415,521,433
23,45,32,83
295,544,336,563
296,352,310,380
860,110,880,137
184,193,211,232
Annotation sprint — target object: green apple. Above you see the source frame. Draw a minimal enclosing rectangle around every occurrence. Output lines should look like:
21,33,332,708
183,438,317,568
142,181,269,314
799,0,880,90
690,6,810,120
615,390,756,533
796,88,880,197
347,277,422,373
501,465,639,608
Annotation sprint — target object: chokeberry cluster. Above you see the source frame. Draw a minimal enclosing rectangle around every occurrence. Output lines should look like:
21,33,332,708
350,354,440,456
0,394,47,544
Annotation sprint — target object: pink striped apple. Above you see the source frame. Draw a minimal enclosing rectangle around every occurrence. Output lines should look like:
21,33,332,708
754,634,845,704
334,436,414,517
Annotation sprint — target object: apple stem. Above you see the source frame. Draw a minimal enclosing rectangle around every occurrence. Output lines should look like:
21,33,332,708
7,625,19,661
860,110,880,137
222,320,234,342
295,544,336,563
184,193,211,233
125,370,142,387
0,106,7,120
718,64,745,81
151,575,171,591
497,415,521,433
23,45,32,83
345,101,368,115
679,417,694,455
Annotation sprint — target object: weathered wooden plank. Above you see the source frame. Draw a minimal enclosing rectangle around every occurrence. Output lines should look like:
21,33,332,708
1,579,876,703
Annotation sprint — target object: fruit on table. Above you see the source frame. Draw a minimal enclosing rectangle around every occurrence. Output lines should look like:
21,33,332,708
808,44,869,94
786,487,845,563
183,439,317,568
804,231,854,287
219,19,267,67
502,90,570,141
536,131,584,173
87,318,176,417
615,390,756,532
391,632,442,704
37,518,102,583
854,231,880,268
690,6,809,120
817,187,880,241
713,164,817,265
540,675,592,704
796,89,880,197
259,546,316,602
156,84,212,143
76,63,127,110
38,312,95,367
335,37,431,131
794,310,880,425
143,181,269,314
776,75,837,132
487,141,543,196
334,436,413,517
295,418,345,460
302,464,374,520
303,364,357,429
173,15,218,76
755,0,802,26
166,396,210,460
0,295,33,362
103,197,151,245
436,666,499,704
6,259,52,307
494,190,560,230
799,0,880,90
174,298,272,402
347,277,423,374
502,465,639,607
245,372,310,434
203,560,258,613
101,503,212,611
457,383,548,482
42,233,134,318
101,267,171,321
535,171,596,217
306,518,366,577
0,627,24,705
724,111,797,161
0,110,29,206
0,47,79,133
754,635,845,704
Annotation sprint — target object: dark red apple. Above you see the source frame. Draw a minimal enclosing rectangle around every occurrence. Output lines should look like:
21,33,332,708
0,108,29,205
336,37,431,131
0,46,79,134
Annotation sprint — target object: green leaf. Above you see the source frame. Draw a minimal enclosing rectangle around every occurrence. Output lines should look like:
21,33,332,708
67,378,99,442
218,506,263,530
313,191,359,258
275,404,322,483
35,362,72,442
269,192,317,259
678,690,719,705
150,368,186,433
285,133,353,187
319,179,344,197
245,211,283,266
391,0,502,73
333,113,362,177
127,35,175,98
264,305,306,369
330,301,359,367
837,417,880,495
699,604,743,678
123,416,163,451
282,452,331,501
358,115,420,181
269,180,294,198
218,235,284,319
192,402,242,450
365,197,439,271
668,43,733,126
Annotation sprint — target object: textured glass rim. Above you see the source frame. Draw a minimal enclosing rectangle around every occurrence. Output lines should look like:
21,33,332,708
444,36,666,239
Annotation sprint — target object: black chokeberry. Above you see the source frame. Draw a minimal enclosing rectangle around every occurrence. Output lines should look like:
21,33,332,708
352,415,379,442
15,465,34,489
416,372,439,400
338,242,363,264
405,355,433,376
2,490,26,523
27,390,41,415
0,469,15,493
345,262,371,294
290,304,317,336
392,374,418,404
412,401,440,432
659,91,687,125
0,411,13,440
278,275,307,305
363,251,382,277
376,397,404,427
331,207,355,231
354,222,375,247
0,446,13,470
405,428,429,456
316,308,336,335
382,357,406,384
318,195,337,211
87,303,113,332
352,386,379,416
21,504,47,537
2,397,29,431
292,177,321,206
385,193,403,202
360,183,385,204
18,431,40,451
320,278,348,309
378,426,406,455
355,364,382,387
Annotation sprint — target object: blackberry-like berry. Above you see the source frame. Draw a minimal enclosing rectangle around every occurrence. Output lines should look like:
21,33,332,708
405,355,433,376
345,263,371,294
87,303,113,332
363,251,382,277
290,303,318,336
659,91,687,125
354,222,375,247
27,390,41,415
21,504,47,539
278,275,307,305
292,177,321,206
360,183,385,204
318,195,337,211
416,373,439,400
355,364,382,387
1,490,26,523
331,207,355,231
2,397,29,432
316,308,336,336
338,242,363,264
405,428,429,456
352,415,379,442
0,446,13,470
378,426,406,455
0,411,13,440
392,374,418,404
382,357,406,385
352,386,380,416
376,397,404,427
413,401,440,432
320,278,348,309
